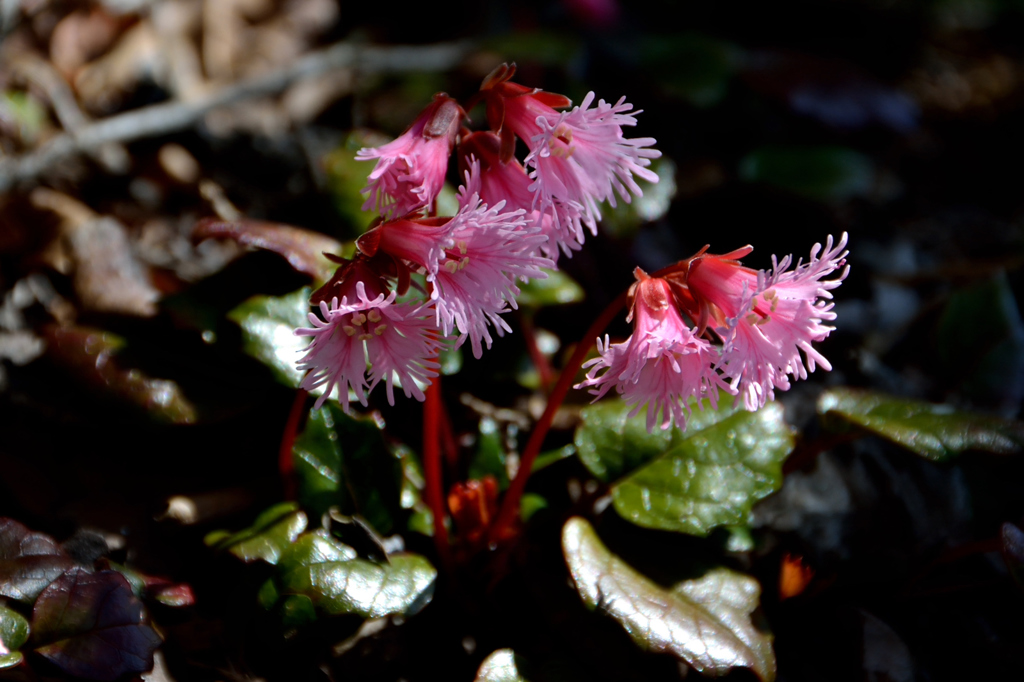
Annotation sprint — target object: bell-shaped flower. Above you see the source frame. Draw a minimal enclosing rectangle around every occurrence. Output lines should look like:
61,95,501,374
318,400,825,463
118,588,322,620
577,271,727,431
296,279,442,411
430,165,553,358
686,233,850,411
357,94,463,219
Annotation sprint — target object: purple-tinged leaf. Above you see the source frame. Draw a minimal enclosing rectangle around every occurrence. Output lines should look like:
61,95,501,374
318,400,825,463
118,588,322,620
563,517,776,681
31,569,161,681
0,518,76,604
0,604,30,669
1002,522,1024,591
194,218,342,284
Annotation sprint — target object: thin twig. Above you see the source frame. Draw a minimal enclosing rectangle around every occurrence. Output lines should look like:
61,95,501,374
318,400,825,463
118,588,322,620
0,40,473,193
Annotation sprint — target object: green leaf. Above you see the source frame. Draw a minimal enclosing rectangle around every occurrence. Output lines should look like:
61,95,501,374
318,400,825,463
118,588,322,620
818,387,1024,460
639,34,740,108
937,272,1024,409
575,394,742,482
205,502,307,565
475,649,530,682
277,530,435,619
31,569,162,682
601,157,678,239
292,403,404,533
0,90,47,145
563,517,775,681
611,402,793,535
516,269,585,308
393,445,434,536
739,145,874,202
0,604,29,669
532,444,577,473
520,494,548,522
227,287,313,391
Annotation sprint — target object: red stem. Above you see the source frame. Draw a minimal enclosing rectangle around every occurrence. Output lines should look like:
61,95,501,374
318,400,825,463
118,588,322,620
489,291,629,543
279,390,308,499
424,379,452,565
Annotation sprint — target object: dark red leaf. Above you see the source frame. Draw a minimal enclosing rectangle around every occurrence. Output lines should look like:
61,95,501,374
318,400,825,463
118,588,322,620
0,518,76,604
31,569,161,681
193,218,342,282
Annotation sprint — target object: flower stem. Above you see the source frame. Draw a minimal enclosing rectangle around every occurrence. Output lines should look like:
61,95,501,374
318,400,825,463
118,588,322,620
279,390,308,499
489,291,629,543
424,378,452,566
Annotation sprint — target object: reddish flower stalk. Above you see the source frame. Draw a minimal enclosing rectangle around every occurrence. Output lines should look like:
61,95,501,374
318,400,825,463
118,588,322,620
423,379,451,566
488,290,629,543
278,390,308,500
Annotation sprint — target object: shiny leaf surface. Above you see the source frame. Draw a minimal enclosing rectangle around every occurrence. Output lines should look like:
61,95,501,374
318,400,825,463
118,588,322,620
0,604,29,669
612,402,793,535
292,403,404,533
205,502,307,565
31,569,161,681
819,387,1024,460
575,395,741,482
563,518,775,681
475,649,530,682
227,287,313,391
0,518,76,604
277,530,435,619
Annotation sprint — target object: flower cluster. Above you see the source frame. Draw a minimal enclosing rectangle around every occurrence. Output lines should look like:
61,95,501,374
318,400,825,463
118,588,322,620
296,65,661,409
578,234,849,430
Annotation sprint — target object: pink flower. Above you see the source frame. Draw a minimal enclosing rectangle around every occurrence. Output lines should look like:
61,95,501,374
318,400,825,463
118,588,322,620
686,234,850,411
429,167,553,358
296,280,442,411
356,94,463,219
459,132,581,261
577,271,728,431
505,91,661,234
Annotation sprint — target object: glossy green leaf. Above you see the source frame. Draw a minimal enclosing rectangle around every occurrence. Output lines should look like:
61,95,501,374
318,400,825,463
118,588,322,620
227,287,312,391
639,34,740,107
575,395,741,482
818,387,1024,460
602,158,678,238
612,402,793,535
292,403,404,533
937,272,1024,409
739,145,874,202
475,649,530,682
0,518,76,604
277,530,435,619
0,604,29,669
516,269,585,308
563,518,775,681
205,502,307,565
31,569,162,682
